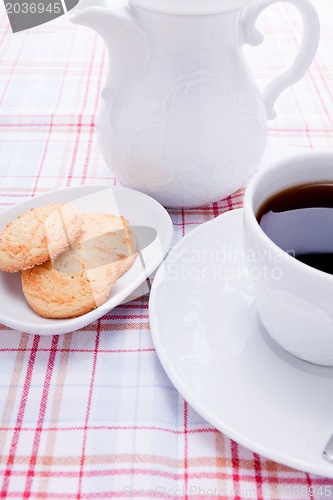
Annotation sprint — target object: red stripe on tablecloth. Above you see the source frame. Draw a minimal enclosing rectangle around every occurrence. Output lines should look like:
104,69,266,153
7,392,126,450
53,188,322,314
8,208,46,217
0,175,110,181
0,425,215,434
226,195,233,212
103,314,149,320
231,440,241,500
23,336,59,497
77,323,101,498
67,33,99,188
172,221,214,227
0,123,96,128
1,467,328,483
0,336,40,497
37,333,73,496
112,303,149,310
253,453,263,500
31,25,77,197
306,473,314,499
80,118,97,186
181,208,186,237
184,400,189,499
81,44,106,184
31,119,54,196
0,348,155,354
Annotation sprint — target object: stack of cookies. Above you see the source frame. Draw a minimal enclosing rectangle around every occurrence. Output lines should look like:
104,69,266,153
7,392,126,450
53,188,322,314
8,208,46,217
0,204,138,319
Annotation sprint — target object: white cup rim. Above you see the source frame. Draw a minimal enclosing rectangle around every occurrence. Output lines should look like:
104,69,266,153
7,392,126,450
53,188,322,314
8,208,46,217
243,150,333,284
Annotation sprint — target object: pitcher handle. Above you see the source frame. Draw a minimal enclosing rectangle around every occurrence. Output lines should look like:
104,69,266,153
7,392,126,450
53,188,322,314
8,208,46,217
241,0,320,119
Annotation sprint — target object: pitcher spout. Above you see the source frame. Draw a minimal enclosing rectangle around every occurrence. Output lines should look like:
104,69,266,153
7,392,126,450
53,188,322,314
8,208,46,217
70,2,131,41
70,0,148,76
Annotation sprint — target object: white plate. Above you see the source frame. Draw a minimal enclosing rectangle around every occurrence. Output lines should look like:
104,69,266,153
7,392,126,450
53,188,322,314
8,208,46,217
149,208,333,478
0,185,173,335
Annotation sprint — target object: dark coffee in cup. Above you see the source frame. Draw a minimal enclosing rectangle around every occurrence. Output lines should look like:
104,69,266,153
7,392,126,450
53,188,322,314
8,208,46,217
257,183,333,275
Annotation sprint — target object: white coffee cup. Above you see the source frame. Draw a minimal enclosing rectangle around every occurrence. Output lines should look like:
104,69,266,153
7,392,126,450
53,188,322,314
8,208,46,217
243,152,333,366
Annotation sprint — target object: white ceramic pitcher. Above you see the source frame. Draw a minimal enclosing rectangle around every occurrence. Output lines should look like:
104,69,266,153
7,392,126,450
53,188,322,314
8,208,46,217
71,0,320,208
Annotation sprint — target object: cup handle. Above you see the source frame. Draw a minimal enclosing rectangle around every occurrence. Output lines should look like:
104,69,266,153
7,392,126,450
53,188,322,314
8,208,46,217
241,0,320,119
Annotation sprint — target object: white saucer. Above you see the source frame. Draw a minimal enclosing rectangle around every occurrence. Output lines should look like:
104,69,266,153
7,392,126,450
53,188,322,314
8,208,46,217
0,185,173,335
149,208,333,478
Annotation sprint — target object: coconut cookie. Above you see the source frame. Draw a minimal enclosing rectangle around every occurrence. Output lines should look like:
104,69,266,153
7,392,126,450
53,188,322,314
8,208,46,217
65,212,138,276
21,213,138,318
0,204,83,272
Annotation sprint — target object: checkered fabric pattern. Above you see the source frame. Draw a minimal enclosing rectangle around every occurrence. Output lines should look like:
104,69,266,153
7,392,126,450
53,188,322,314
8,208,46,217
0,0,333,498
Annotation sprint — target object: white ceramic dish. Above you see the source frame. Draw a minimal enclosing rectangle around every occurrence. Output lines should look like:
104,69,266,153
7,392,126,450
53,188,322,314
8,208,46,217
0,185,173,335
149,209,333,478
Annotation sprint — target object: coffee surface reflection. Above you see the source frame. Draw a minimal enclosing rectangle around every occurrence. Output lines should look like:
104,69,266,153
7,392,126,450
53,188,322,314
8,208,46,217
257,183,333,275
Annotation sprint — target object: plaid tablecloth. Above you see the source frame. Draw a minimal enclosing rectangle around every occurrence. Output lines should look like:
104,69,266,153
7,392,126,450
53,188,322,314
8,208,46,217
0,1,333,498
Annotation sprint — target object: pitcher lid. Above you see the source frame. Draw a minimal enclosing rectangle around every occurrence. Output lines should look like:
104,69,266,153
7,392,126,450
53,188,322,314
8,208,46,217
129,0,251,15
